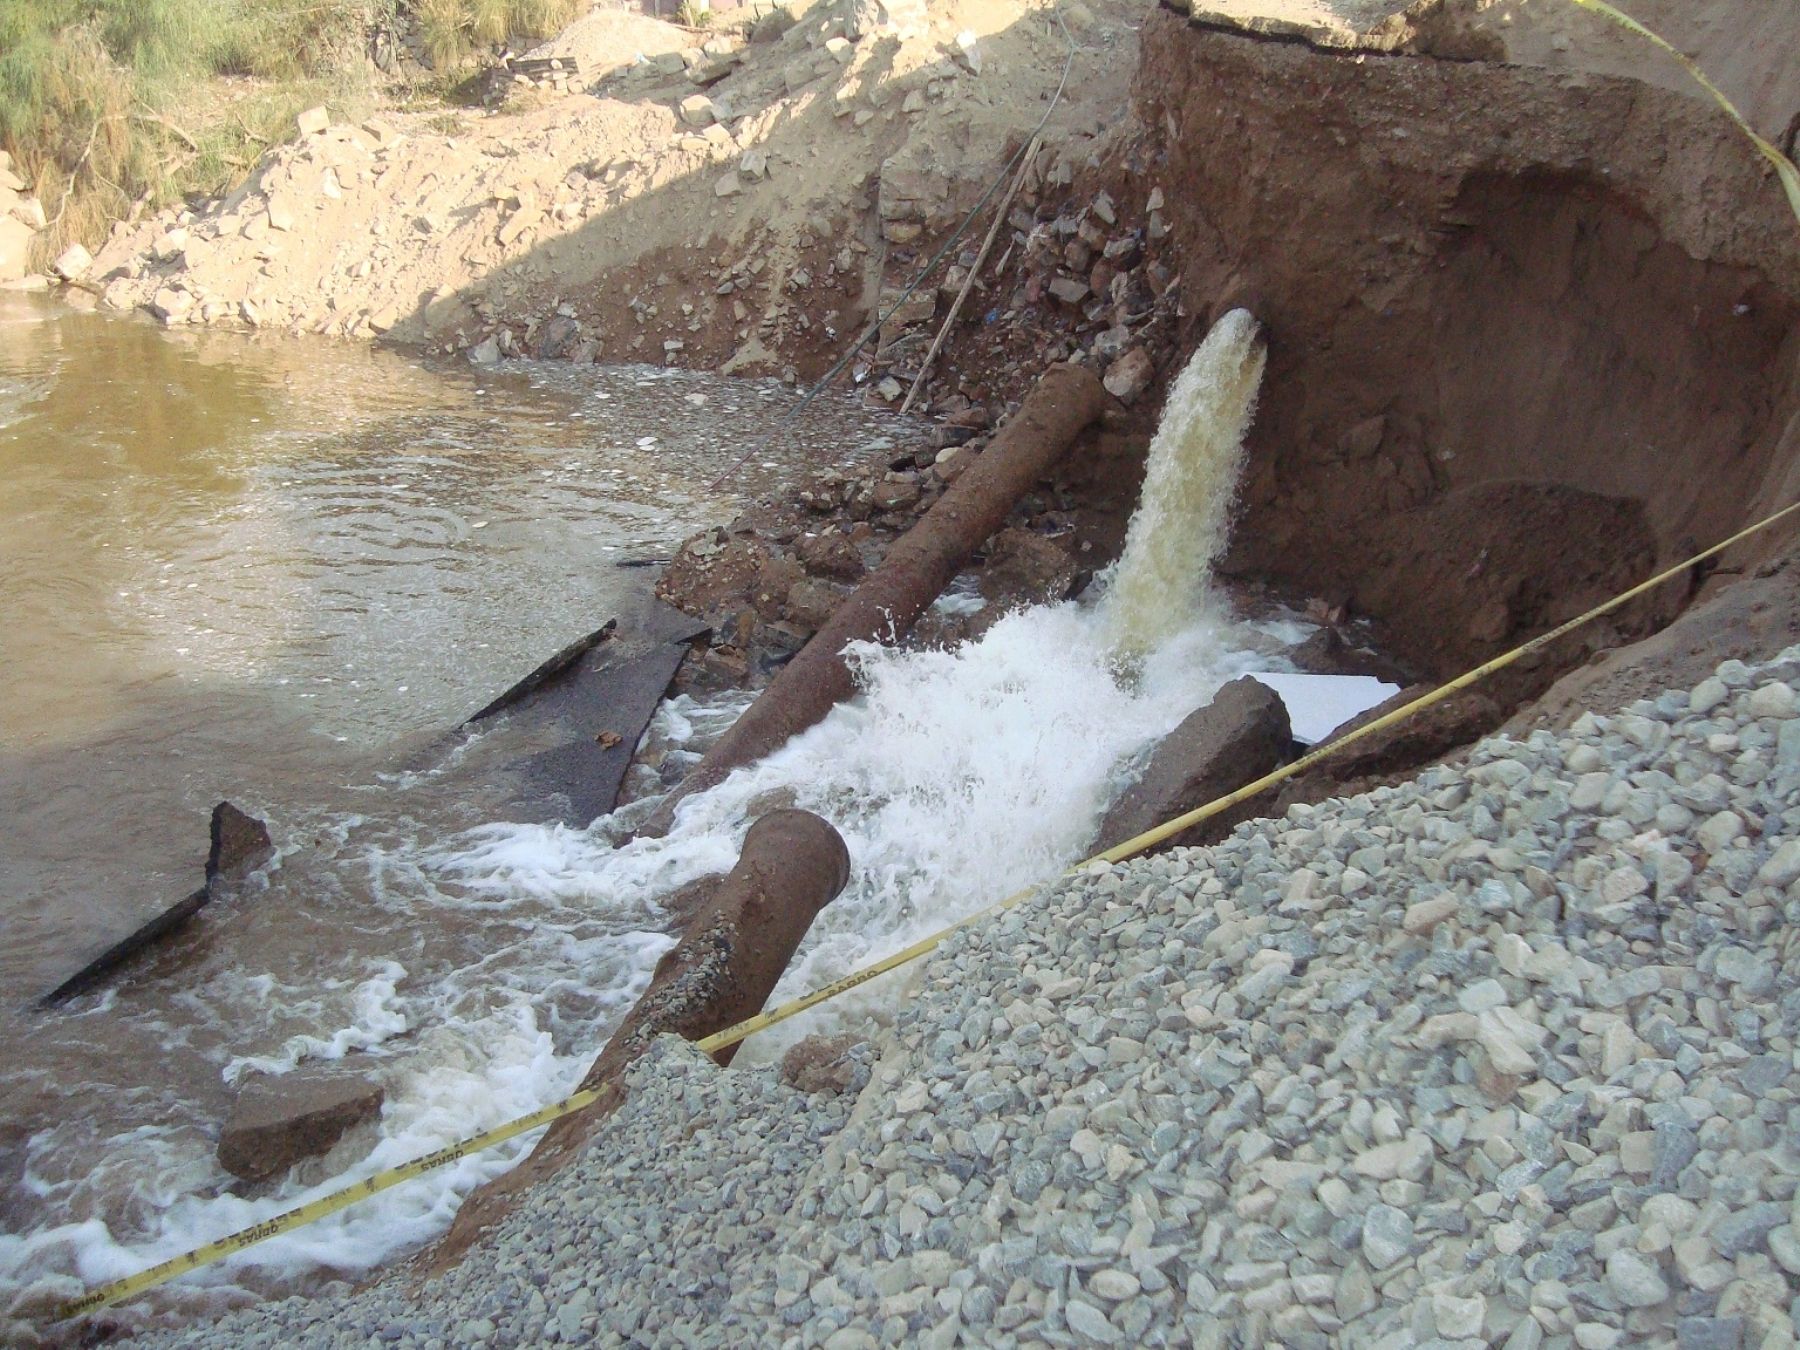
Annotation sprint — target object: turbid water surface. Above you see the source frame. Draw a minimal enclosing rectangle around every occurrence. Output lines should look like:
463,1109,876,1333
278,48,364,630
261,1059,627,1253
0,295,921,1323
2,302,1325,1336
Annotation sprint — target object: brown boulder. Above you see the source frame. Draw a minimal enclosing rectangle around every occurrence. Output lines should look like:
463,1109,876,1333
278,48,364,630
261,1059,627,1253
1288,626,1414,686
977,528,1083,612
779,1033,864,1095
1096,677,1292,853
1304,682,1504,783
656,533,774,624
218,1069,385,1182
795,531,866,580
785,577,852,632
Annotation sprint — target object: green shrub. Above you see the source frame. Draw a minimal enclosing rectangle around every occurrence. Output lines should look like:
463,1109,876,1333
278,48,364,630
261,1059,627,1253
410,0,586,72
0,0,588,269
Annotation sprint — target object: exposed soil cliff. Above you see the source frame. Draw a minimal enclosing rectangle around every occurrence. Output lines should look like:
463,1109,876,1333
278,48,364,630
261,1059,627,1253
1133,2,1800,692
54,0,1800,752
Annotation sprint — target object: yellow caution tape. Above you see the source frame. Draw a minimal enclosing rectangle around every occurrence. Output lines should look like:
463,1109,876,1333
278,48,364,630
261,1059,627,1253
52,19,1800,1316
697,496,1800,1053
57,495,1800,1321
55,1087,607,1320
1566,0,1800,229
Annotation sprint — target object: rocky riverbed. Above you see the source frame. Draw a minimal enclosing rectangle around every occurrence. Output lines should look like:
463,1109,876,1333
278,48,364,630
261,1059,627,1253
114,646,1800,1349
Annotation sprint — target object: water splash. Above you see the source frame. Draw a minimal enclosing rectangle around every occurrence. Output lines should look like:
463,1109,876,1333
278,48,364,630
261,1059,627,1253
1,313,1292,1325
1100,308,1266,654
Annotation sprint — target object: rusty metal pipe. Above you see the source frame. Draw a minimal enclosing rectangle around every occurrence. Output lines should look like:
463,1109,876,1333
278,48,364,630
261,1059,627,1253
423,809,849,1269
644,363,1111,834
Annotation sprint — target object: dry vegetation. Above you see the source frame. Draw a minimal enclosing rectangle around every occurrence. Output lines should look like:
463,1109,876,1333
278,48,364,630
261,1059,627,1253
0,0,588,267
412,0,587,71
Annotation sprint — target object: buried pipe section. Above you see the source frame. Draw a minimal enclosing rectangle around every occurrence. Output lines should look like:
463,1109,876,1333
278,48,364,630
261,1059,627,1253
642,362,1113,835
425,809,850,1268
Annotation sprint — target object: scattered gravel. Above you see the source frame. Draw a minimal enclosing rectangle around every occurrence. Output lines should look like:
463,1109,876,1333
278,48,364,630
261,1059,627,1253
135,649,1800,1348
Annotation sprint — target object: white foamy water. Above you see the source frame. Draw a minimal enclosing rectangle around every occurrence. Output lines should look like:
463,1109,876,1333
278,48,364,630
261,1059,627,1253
6,312,1283,1331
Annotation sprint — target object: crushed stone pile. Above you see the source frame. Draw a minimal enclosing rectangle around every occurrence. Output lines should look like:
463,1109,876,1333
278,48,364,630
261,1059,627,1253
141,650,1800,1349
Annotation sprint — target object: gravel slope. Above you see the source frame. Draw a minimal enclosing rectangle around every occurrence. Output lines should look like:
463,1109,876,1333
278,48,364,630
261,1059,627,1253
145,650,1800,1349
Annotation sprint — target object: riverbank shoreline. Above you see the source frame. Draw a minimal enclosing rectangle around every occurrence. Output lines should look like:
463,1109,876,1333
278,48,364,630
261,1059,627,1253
116,645,1800,1349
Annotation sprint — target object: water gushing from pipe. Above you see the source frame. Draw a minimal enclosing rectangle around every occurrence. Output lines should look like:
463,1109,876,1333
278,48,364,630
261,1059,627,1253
1101,308,1267,653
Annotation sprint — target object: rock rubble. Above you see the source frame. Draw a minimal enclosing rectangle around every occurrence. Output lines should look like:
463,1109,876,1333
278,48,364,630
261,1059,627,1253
128,647,1800,1348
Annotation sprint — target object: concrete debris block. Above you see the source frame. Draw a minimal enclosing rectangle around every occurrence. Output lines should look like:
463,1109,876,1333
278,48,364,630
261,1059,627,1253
10,196,46,232
678,94,718,127
750,4,795,41
784,65,822,97
267,198,296,232
1103,348,1154,404
151,228,189,264
41,801,271,1005
876,375,904,402
149,286,193,325
217,1069,384,1182
469,335,502,365
824,35,854,64
295,105,330,137
877,161,948,222
497,202,539,246
1092,190,1117,226
879,285,936,328
739,148,769,180
320,167,342,199
952,29,983,73
844,0,884,40
1047,276,1090,305
1091,324,1130,362
688,54,740,85
51,242,94,282
715,173,742,198
536,314,580,359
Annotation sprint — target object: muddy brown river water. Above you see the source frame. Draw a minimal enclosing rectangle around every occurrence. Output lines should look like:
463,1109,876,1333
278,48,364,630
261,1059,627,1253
1,297,1317,1335
0,294,906,1005
0,294,918,1323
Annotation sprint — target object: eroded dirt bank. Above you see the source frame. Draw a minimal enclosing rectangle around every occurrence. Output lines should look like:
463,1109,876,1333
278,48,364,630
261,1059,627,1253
63,0,1800,774
1135,4,1800,688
